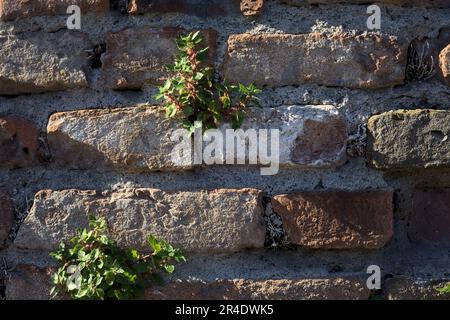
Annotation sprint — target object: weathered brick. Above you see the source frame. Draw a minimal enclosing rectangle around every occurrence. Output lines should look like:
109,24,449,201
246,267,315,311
240,0,264,16
47,105,347,172
384,278,450,300
127,0,240,16
408,189,450,243
222,33,406,89
279,0,450,7
237,105,347,169
145,278,370,300
0,188,14,248
5,265,370,300
102,27,217,90
0,0,109,21
272,190,393,249
367,110,450,170
14,188,266,253
47,106,186,172
0,31,90,95
440,44,450,86
0,117,40,168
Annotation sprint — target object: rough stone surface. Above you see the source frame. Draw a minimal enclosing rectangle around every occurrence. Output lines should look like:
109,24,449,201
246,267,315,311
0,117,40,168
440,45,450,86
0,188,13,248
5,265,369,300
272,190,394,249
234,105,347,169
127,0,240,16
14,188,266,253
47,106,190,172
408,189,450,243
279,0,450,7
0,31,89,95
0,0,109,21
384,278,450,300
47,105,347,172
102,27,217,90
367,109,450,170
145,278,370,300
0,0,449,302
240,0,264,16
222,33,406,89
5,265,58,300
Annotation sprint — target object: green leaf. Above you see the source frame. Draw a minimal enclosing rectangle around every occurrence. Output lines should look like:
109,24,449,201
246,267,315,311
165,104,177,118
96,288,105,300
438,283,450,294
148,235,158,249
183,106,194,116
238,83,249,95
114,289,123,300
190,31,201,42
164,265,175,274
154,93,164,100
197,48,208,61
105,271,115,286
67,281,79,291
194,72,204,81
162,79,172,91
231,111,244,129
50,286,58,299
88,215,97,227
220,94,231,109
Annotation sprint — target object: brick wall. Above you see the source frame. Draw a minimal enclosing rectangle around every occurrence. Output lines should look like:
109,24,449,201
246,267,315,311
0,0,449,300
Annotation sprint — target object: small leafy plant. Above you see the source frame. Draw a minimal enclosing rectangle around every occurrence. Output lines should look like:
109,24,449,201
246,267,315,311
50,216,185,300
155,31,261,134
438,283,450,294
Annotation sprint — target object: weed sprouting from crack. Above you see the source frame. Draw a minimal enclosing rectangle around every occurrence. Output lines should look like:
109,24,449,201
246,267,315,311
406,39,436,82
264,201,288,248
87,44,106,69
347,124,367,158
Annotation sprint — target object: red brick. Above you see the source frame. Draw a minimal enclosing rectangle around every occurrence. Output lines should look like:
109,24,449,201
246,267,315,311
102,27,217,90
127,0,240,16
0,117,40,168
272,190,394,249
408,189,450,243
0,188,13,248
0,0,109,21
290,116,347,166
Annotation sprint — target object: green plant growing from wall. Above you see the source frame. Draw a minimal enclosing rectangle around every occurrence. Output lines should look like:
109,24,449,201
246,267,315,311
49,216,185,300
437,283,450,294
155,31,261,134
